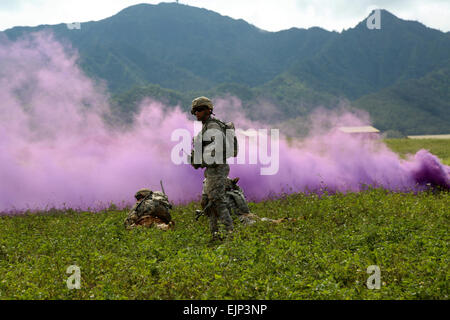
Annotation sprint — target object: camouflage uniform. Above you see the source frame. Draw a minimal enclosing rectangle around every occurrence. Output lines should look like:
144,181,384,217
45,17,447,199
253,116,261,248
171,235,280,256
200,164,234,236
224,177,259,225
124,188,174,230
191,97,234,238
223,177,296,225
200,131,234,235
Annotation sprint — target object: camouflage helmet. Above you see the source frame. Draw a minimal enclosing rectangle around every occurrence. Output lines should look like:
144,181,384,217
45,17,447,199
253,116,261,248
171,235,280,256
135,188,152,200
191,96,213,115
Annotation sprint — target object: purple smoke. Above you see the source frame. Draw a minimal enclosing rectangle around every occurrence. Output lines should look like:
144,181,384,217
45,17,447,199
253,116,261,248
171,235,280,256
0,32,448,212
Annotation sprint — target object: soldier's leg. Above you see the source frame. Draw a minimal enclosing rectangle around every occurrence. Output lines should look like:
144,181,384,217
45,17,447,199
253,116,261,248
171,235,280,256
208,207,219,237
201,194,209,210
205,165,233,234
202,181,218,236
213,197,234,232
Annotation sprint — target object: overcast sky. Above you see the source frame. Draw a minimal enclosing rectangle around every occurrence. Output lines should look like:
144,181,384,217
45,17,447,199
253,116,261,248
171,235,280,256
1,0,449,32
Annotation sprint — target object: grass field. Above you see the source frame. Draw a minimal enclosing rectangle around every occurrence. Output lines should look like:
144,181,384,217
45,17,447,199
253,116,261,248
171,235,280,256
0,139,448,300
385,138,450,165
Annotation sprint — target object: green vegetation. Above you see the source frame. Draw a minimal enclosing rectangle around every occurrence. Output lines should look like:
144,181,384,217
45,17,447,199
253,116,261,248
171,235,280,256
385,138,450,165
0,138,448,299
0,188,448,300
354,67,450,135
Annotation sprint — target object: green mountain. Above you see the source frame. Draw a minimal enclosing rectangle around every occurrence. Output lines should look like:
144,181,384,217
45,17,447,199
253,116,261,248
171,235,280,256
3,3,450,134
3,3,336,93
354,65,450,135
286,10,450,99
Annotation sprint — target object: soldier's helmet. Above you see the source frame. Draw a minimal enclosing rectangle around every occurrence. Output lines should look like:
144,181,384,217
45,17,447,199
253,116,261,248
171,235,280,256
135,188,152,200
191,96,213,115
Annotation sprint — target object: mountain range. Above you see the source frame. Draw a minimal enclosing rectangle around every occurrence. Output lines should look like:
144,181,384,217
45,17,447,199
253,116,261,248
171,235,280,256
3,2,450,135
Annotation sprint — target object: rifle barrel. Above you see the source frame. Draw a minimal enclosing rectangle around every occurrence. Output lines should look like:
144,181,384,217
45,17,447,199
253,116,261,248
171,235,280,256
160,180,166,195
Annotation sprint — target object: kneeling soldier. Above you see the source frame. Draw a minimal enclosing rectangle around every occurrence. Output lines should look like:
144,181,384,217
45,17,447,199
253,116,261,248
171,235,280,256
224,177,298,225
124,188,174,230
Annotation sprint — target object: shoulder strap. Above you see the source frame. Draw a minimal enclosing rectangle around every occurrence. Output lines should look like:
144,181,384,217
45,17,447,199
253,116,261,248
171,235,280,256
202,117,226,135
135,192,153,212
209,118,227,130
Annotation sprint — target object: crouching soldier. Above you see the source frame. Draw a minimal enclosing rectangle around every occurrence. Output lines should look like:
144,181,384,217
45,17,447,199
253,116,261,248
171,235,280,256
224,177,258,225
224,177,298,225
124,188,174,230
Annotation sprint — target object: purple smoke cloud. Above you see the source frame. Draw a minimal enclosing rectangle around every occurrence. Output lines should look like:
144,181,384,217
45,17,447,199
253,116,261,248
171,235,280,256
0,32,448,213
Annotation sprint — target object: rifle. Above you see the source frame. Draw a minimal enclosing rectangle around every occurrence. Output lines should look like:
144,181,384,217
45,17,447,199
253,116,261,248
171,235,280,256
160,180,173,210
160,180,166,195
195,199,212,221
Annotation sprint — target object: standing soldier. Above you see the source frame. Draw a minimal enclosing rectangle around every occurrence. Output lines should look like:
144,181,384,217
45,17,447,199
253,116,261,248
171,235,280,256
189,96,234,241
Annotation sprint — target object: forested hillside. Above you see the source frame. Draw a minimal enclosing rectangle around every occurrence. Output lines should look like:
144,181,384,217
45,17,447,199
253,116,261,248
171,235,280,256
3,3,449,135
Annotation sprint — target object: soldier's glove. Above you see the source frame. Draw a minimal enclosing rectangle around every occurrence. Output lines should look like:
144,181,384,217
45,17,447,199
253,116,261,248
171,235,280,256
195,209,203,221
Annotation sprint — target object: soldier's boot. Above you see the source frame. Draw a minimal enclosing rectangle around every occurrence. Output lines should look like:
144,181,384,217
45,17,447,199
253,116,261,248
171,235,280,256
208,209,220,240
216,202,234,241
211,231,222,242
210,215,222,242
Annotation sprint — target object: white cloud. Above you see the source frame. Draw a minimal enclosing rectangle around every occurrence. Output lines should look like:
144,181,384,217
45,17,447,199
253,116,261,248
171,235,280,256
0,0,157,30
182,0,450,32
0,0,449,32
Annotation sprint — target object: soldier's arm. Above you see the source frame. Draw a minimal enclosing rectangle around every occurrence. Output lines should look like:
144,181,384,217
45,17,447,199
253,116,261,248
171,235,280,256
124,203,139,226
